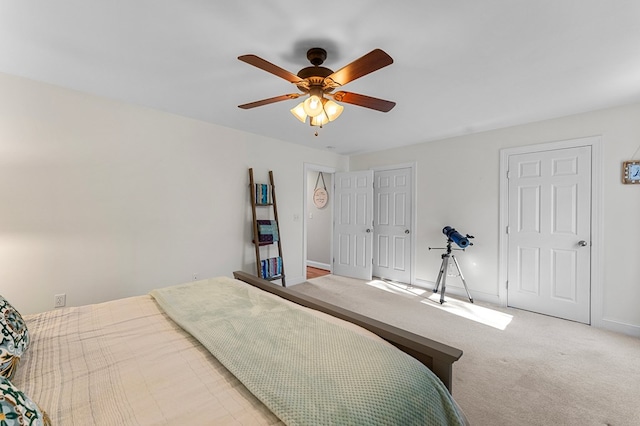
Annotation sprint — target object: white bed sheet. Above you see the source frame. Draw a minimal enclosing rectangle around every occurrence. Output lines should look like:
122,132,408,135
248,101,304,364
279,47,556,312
13,294,283,425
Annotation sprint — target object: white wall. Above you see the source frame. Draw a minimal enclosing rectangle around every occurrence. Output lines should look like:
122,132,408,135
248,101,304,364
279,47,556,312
351,103,640,336
3,71,639,336
0,72,348,314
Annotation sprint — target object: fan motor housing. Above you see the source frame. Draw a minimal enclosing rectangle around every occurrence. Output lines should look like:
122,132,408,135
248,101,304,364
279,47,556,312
297,47,334,79
297,66,333,79
307,47,327,65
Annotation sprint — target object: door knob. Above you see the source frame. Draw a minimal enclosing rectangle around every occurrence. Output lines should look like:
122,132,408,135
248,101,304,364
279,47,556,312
405,229,410,234
578,240,588,247
366,229,372,233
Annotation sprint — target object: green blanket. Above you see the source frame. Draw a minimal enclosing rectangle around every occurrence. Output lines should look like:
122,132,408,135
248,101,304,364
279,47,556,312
151,277,464,426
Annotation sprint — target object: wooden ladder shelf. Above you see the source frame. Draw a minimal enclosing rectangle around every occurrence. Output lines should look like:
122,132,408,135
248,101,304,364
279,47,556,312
249,168,286,286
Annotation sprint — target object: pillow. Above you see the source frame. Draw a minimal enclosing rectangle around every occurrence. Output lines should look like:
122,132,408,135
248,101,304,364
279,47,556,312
0,376,51,425
0,295,30,379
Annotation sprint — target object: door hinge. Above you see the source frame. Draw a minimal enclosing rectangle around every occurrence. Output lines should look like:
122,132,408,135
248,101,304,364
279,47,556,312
506,226,511,234
507,170,511,179
506,280,509,289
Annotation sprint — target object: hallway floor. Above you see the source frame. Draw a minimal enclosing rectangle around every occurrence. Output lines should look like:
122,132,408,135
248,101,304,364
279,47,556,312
306,266,330,279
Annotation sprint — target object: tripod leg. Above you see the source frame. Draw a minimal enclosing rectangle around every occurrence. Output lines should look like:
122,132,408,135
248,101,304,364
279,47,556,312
439,256,449,304
452,255,474,303
433,256,446,293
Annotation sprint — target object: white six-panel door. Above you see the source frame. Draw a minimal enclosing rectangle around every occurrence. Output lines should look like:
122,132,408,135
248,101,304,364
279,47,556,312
507,146,592,323
333,171,374,280
373,167,412,283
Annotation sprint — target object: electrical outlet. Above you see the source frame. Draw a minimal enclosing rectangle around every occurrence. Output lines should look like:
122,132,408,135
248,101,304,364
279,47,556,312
54,294,66,308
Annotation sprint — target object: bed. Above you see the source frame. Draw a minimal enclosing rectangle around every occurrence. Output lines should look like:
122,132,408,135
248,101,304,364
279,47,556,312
5,272,466,425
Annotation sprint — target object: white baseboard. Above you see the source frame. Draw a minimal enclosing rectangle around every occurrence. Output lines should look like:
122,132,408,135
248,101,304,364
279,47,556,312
306,261,331,271
287,275,306,286
598,317,640,337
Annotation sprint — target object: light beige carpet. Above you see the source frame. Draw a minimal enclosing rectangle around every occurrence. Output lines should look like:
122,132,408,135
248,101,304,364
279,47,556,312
292,275,640,426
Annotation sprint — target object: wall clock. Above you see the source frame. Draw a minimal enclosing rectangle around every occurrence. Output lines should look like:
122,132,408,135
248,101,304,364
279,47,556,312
622,160,640,184
313,172,329,208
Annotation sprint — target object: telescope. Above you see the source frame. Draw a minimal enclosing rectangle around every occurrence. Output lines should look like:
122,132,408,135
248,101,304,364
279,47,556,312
442,226,474,249
428,226,475,304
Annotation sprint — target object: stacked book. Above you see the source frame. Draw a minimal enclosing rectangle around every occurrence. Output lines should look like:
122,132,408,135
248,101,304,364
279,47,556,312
260,257,283,279
255,184,271,205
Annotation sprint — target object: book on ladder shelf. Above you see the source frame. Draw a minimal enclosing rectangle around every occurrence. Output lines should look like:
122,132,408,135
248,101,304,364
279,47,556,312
249,168,286,287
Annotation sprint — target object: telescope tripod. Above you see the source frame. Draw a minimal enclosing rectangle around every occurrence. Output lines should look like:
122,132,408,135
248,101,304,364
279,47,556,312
432,240,474,304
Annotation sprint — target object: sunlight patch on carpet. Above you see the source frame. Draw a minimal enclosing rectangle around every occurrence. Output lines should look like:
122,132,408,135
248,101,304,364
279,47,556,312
365,279,513,330
365,279,430,297
422,294,513,330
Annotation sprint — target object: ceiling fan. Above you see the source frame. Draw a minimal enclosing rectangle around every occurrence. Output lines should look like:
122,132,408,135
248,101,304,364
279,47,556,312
238,48,396,127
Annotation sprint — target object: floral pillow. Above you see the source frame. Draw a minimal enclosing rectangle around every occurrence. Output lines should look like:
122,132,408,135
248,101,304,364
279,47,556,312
0,295,30,379
0,376,51,425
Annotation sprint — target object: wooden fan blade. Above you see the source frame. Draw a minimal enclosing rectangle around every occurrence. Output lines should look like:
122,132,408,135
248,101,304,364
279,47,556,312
238,93,302,109
326,49,393,86
332,91,396,112
238,55,303,83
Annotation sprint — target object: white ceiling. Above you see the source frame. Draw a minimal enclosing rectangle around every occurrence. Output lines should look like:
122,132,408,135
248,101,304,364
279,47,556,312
1,1,639,155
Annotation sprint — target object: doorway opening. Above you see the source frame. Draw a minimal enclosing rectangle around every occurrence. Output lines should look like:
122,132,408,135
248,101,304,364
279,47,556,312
304,164,335,280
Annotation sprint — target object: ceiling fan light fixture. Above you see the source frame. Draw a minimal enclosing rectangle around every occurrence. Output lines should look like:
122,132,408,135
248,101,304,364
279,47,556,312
310,110,329,127
323,99,344,122
303,93,324,117
292,98,344,126
290,102,307,122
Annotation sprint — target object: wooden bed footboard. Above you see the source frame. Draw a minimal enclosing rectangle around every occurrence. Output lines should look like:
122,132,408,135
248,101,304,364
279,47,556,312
233,271,463,393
